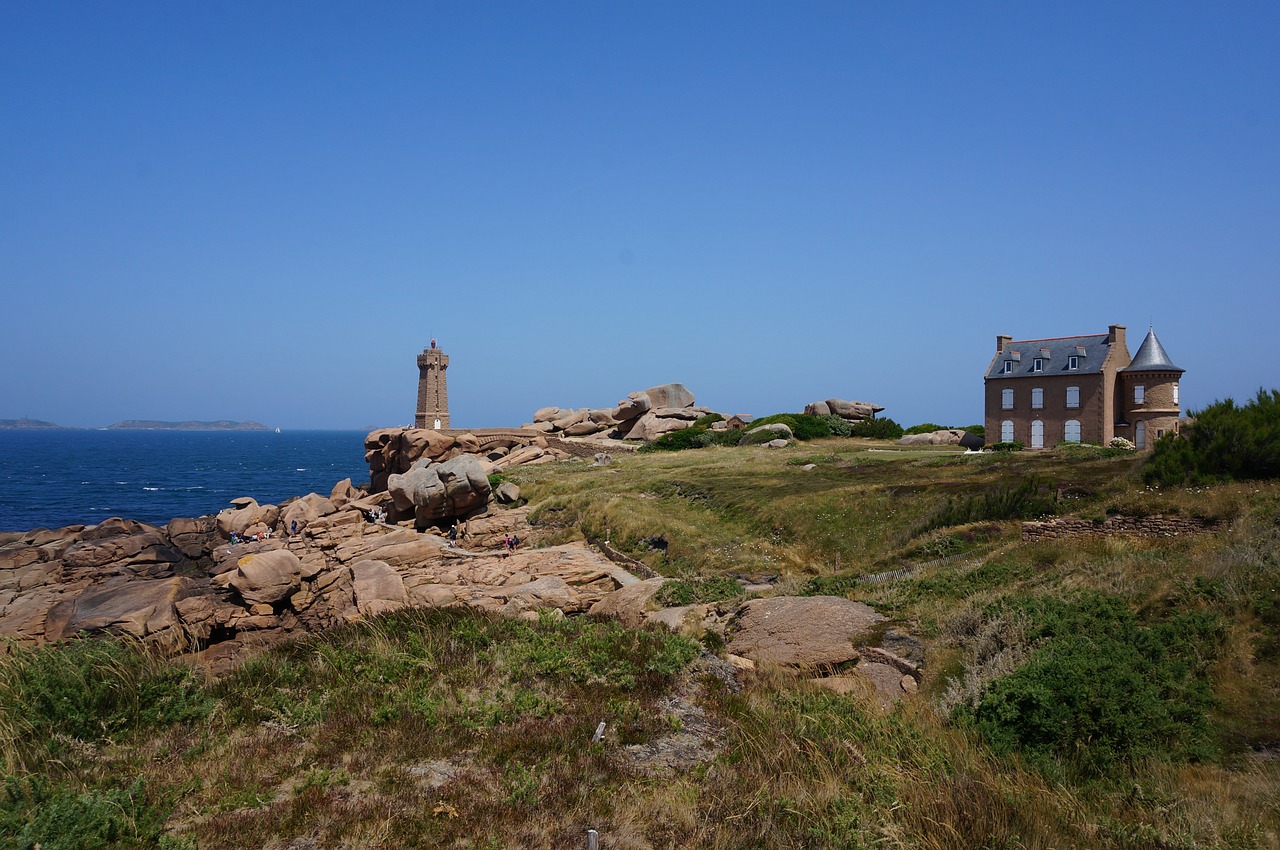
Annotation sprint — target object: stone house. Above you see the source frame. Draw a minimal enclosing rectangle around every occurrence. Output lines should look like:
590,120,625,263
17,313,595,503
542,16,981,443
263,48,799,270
983,324,1183,449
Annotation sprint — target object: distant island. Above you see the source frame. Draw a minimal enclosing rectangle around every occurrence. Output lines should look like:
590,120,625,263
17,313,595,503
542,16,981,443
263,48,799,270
107,420,271,431
0,418,67,430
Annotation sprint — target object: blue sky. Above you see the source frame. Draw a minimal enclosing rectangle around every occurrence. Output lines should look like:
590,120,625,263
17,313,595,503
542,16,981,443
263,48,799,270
2,2,1277,430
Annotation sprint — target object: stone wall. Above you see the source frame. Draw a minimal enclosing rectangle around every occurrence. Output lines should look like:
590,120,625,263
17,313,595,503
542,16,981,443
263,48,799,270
1022,514,1217,542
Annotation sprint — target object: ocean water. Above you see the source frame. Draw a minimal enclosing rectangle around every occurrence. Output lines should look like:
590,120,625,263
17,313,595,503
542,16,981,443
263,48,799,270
0,430,370,532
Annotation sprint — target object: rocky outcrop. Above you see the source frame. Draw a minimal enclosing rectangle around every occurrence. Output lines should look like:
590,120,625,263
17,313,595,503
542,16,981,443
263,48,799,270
388,455,492,528
524,383,720,443
896,429,985,449
803,399,885,421
725,596,886,668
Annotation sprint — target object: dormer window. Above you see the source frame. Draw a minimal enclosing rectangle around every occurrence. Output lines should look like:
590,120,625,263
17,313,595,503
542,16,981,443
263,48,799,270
1032,358,1044,373
1068,355,1080,370
1002,361,1014,374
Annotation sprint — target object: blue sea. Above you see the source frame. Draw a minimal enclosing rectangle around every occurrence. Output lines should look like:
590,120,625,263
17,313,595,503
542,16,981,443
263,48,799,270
0,430,370,532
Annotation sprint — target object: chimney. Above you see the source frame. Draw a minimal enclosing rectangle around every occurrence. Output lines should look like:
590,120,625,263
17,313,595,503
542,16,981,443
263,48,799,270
1108,324,1126,347
996,334,1012,352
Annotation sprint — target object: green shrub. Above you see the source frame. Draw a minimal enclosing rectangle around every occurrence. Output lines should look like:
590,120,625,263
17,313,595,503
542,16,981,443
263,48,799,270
918,478,1055,534
487,472,505,488
963,424,986,437
639,428,714,453
0,636,213,767
0,775,173,850
817,414,854,437
959,594,1226,777
904,422,948,435
739,428,789,447
747,414,833,441
710,429,745,447
1144,388,1280,486
655,576,744,606
800,573,862,597
848,418,905,440
986,441,1024,453
692,413,724,428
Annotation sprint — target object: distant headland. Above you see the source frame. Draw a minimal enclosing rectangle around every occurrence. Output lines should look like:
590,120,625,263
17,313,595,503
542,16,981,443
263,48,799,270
0,418,66,430
108,420,271,431
0,418,270,431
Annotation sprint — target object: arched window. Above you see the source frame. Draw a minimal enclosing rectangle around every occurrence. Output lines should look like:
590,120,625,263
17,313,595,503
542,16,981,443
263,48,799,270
1135,421,1146,449
1032,387,1044,409
1001,420,1014,443
1031,420,1044,449
1066,386,1080,408
1001,388,1014,409
1064,420,1081,442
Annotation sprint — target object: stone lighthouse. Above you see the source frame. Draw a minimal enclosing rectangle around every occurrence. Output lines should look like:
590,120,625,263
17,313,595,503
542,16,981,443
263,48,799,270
415,340,450,429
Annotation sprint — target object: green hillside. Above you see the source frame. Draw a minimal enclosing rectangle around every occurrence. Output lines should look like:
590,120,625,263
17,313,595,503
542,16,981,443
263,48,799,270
2,436,1277,849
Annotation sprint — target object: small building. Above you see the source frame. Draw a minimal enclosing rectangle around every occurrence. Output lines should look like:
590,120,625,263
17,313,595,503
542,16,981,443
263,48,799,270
983,324,1183,450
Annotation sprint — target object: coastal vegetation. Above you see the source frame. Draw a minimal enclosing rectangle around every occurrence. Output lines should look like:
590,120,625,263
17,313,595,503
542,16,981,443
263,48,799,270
1,426,1278,848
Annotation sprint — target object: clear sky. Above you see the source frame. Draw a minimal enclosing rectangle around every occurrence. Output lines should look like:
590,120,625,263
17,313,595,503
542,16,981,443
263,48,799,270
2,2,1277,430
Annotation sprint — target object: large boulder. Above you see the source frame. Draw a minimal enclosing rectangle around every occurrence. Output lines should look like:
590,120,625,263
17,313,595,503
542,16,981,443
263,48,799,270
167,516,219,559
61,519,184,573
280,492,338,535
726,596,887,669
387,454,492,526
823,399,885,422
351,559,409,617
216,499,280,538
222,549,303,606
44,576,186,643
587,577,670,628
896,429,985,449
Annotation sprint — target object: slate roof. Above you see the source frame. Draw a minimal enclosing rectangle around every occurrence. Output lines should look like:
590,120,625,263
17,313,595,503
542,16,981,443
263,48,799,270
985,333,1112,380
1122,328,1182,373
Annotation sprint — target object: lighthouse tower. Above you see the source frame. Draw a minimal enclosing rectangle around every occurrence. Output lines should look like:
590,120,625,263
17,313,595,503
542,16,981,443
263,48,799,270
415,340,450,429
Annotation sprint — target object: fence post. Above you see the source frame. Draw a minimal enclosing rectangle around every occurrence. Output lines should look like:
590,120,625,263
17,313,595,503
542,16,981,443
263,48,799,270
587,828,599,850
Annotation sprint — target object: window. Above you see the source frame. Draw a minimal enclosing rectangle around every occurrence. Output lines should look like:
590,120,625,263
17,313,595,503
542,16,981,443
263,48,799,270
1068,355,1080,370
1066,386,1080,408
1031,420,1044,449
1032,358,1043,373
1173,383,1180,405
1135,421,1146,449
1032,387,1044,409
1064,420,1082,442
1001,420,1014,442
1001,388,1014,409
1134,384,1145,404
1002,360,1014,374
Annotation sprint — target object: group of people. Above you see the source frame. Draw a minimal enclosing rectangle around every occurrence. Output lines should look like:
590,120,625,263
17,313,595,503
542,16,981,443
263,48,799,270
228,529,272,545
503,533,520,553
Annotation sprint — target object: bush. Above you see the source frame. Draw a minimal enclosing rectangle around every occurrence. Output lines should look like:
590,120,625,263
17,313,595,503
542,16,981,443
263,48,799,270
747,414,833,441
986,441,1024,453
0,636,213,768
959,594,1225,777
0,776,173,850
739,428,790,447
904,422,948,435
639,428,714,453
692,413,724,428
963,424,986,437
918,478,1055,534
655,576,744,606
1144,388,1280,486
848,417,905,440
817,414,854,437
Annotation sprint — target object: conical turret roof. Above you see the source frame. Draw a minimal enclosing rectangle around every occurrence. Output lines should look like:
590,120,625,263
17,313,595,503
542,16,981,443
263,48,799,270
1124,328,1182,373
